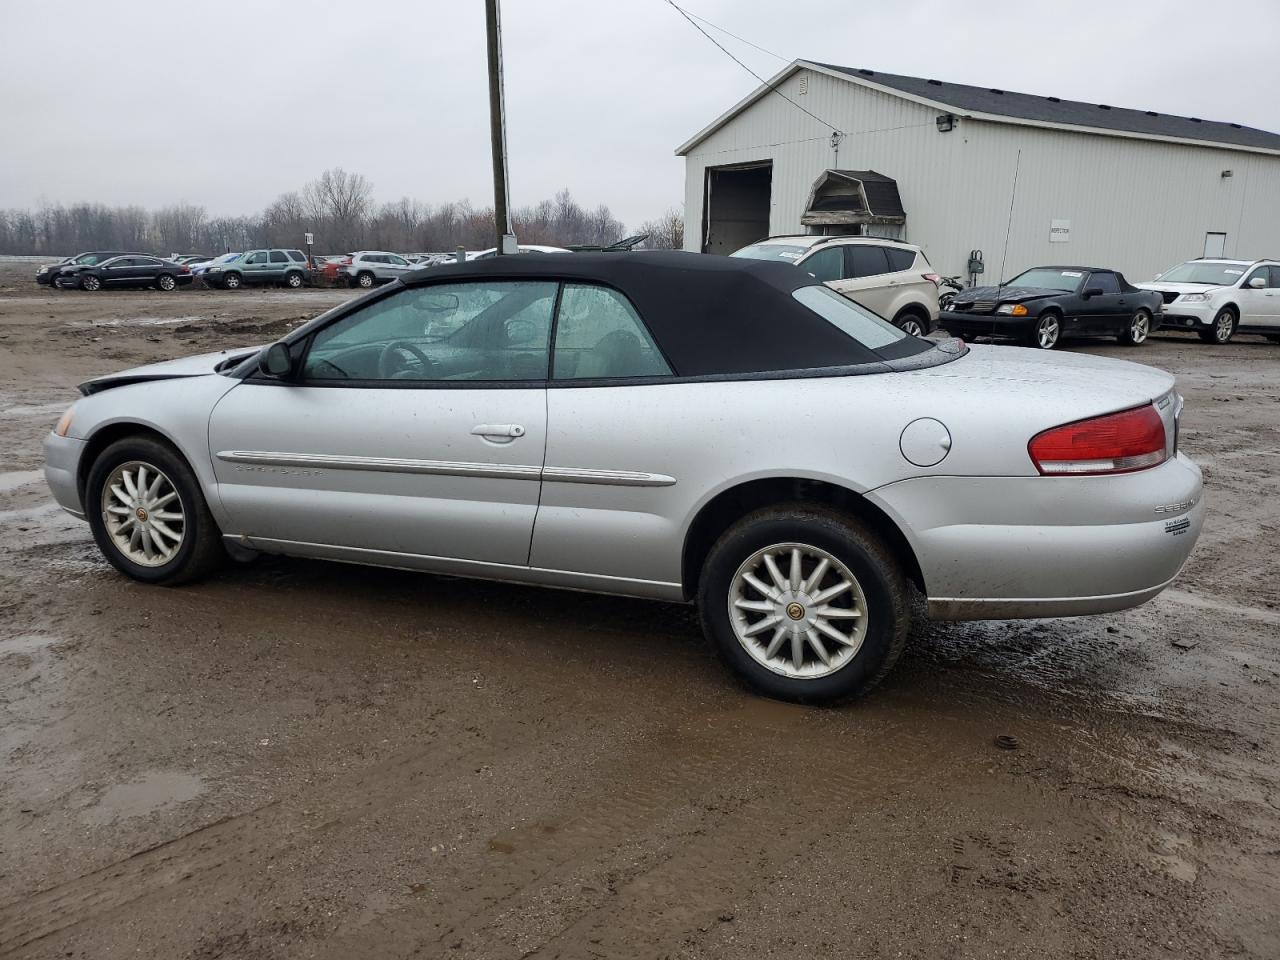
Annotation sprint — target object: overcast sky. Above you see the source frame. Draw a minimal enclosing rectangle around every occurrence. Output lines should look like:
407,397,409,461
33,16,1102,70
2,0,1277,229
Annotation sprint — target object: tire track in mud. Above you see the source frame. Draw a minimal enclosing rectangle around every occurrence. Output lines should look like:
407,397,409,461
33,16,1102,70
305,705,966,960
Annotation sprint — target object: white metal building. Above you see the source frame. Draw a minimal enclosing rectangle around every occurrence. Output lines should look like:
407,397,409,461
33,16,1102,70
677,61,1280,281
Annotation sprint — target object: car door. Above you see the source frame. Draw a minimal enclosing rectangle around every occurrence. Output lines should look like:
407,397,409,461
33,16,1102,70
384,253,414,280
267,249,290,282
831,245,893,316
241,250,270,283
96,256,134,286
207,279,557,568
1235,266,1274,330
1083,271,1125,333
131,256,164,288
531,282,679,590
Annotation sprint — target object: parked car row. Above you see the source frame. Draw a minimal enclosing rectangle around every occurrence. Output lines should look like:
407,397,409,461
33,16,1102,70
37,252,195,291
729,236,1280,349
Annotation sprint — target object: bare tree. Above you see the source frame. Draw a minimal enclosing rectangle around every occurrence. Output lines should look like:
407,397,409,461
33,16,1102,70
638,207,685,250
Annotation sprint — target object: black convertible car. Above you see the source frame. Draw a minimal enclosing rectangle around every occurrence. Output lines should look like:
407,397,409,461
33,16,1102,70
938,266,1163,349
55,254,194,292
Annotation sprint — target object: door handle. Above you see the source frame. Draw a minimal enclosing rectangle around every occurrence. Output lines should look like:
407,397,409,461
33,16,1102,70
472,423,526,440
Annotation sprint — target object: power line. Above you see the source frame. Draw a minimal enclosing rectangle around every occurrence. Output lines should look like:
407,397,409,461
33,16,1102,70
663,0,844,136
677,6,789,63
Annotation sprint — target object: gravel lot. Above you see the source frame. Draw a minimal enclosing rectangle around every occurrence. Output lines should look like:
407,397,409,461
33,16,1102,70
1,258,1278,959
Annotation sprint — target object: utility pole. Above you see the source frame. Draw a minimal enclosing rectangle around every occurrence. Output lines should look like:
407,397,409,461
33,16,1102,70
485,0,516,255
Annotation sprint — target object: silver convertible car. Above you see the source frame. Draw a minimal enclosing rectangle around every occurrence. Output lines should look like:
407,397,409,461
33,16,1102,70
43,253,1205,702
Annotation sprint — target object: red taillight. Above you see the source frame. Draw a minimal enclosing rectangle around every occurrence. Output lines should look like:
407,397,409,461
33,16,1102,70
180,265,190,273
340,257,353,265
923,273,940,284
1028,403,1166,476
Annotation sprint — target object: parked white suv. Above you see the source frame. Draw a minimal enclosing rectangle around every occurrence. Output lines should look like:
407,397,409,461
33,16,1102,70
342,251,418,289
731,236,940,335
1138,259,1280,344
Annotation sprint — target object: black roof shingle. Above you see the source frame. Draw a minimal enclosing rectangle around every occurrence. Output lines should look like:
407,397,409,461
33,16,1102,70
808,61,1280,152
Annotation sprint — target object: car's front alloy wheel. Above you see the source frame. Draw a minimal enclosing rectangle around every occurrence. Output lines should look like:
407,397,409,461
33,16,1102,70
222,273,242,290
356,272,374,288
699,507,909,703
1031,313,1060,349
86,436,225,584
1199,308,1235,344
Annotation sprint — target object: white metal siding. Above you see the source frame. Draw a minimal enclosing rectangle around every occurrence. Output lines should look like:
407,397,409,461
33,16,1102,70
682,68,1280,280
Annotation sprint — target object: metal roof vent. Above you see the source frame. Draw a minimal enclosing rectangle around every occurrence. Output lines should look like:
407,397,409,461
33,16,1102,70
859,69,875,76
1047,96,1061,102
927,79,942,85
1145,111,1159,116
1230,123,1242,129
1190,117,1202,123
989,88,1004,94
1098,104,1112,110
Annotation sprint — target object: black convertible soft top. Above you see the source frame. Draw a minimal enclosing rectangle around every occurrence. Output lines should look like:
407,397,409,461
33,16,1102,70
401,251,932,377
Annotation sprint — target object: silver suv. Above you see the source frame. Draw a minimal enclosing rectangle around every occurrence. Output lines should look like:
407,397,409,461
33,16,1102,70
342,251,418,289
732,236,940,336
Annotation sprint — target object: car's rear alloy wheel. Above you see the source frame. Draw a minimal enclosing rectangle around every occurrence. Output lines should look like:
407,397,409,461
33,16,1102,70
1199,308,1235,344
699,507,909,703
285,271,303,288
1120,308,1151,346
222,273,242,290
87,436,224,584
156,273,176,291
81,275,101,292
897,316,926,337
357,272,374,288
1031,313,1060,349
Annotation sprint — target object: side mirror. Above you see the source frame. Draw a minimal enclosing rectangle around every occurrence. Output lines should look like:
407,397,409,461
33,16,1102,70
1083,287,1103,298
1248,276,1266,289
258,341,293,378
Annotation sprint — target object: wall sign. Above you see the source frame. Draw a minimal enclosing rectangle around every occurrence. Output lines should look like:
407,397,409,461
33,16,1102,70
1050,219,1071,243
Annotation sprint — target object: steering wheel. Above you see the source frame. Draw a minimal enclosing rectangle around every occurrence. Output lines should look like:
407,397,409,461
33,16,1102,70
377,340,433,379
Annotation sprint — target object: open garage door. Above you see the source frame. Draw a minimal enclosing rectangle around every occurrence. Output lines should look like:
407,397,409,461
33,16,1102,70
702,162,772,254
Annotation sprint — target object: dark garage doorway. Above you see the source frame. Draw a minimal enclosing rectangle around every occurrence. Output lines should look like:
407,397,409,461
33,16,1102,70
702,161,772,254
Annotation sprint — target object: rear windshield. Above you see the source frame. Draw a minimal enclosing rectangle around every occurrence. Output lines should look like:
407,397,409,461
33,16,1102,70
1157,261,1248,285
731,243,814,264
792,286,908,351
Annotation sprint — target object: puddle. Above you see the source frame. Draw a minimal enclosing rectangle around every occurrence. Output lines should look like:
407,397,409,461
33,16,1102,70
69,316,205,328
0,469,43,493
0,401,69,418
84,771,206,824
0,633,61,657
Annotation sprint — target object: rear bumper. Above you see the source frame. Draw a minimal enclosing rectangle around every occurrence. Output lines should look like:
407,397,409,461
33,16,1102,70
937,311,1032,339
43,432,87,519
869,454,1205,620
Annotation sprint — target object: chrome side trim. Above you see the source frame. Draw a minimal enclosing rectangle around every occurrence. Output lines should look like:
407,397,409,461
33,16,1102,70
223,535,685,602
217,450,541,481
216,451,676,487
541,466,676,487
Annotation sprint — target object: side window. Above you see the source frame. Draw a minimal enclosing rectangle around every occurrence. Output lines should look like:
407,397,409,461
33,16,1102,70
552,284,672,380
388,255,408,266
245,251,267,264
136,257,162,266
1269,266,1280,288
1244,267,1270,288
1090,272,1121,294
884,247,917,271
845,245,890,279
302,281,557,383
287,250,306,262
107,258,133,267
800,246,844,283
269,250,288,264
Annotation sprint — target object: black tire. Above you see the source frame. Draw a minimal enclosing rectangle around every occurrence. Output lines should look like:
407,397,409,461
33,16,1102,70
356,271,375,289
85,435,225,585
1198,307,1236,344
1025,311,1061,349
155,273,177,292
221,272,243,290
1118,307,1152,346
80,274,102,292
284,270,304,288
697,506,910,704
894,311,928,338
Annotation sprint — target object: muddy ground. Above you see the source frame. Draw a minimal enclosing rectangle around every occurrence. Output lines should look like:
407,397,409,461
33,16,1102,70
0,257,1277,959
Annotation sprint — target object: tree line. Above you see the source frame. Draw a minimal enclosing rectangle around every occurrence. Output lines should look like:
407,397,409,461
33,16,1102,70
0,167,684,256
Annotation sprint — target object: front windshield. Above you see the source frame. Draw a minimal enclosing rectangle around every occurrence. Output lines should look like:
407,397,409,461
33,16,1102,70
731,243,815,264
792,285,907,351
1156,261,1247,285
1004,268,1083,292
211,253,242,265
